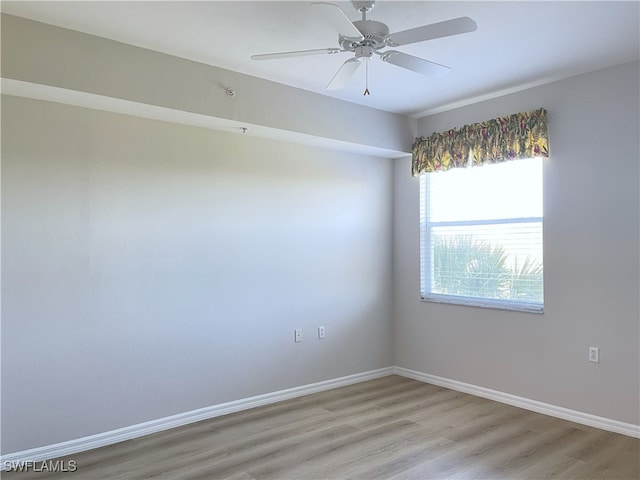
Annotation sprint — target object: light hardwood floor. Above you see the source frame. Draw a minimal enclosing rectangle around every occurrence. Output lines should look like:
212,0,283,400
4,375,639,479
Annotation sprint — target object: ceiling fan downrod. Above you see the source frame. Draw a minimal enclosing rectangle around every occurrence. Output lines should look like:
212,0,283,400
353,1,375,20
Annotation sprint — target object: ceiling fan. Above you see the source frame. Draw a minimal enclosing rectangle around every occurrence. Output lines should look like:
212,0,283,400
251,1,477,93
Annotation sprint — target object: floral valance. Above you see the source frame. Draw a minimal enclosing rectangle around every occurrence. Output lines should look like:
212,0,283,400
411,108,549,176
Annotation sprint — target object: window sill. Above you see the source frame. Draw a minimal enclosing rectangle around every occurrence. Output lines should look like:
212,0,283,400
421,294,544,314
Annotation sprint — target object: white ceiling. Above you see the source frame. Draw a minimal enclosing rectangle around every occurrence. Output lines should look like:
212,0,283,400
2,1,639,117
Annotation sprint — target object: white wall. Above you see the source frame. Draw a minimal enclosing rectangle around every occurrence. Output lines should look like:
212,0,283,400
1,95,394,454
393,61,640,425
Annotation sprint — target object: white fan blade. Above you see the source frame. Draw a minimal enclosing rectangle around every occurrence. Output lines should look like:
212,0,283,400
326,58,361,90
381,51,450,77
386,17,477,46
312,2,364,40
251,48,341,60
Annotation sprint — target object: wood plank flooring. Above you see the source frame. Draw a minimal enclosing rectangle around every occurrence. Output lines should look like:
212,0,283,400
4,375,639,479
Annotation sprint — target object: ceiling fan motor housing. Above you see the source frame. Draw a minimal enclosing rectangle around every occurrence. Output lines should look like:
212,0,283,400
339,20,389,50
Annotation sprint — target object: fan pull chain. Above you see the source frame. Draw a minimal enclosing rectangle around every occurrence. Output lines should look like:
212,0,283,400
363,59,370,96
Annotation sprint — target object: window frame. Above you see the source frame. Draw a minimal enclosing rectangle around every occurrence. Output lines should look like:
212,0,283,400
419,161,544,314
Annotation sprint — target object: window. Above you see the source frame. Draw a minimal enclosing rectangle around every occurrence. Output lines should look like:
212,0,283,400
420,157,543,312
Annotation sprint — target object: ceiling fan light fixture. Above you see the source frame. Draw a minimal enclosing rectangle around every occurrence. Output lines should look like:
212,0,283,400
354,45,374,58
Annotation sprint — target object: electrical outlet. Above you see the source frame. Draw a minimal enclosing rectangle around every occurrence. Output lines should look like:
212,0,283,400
318,326,325,339
589,347,599,363
294,329,302,343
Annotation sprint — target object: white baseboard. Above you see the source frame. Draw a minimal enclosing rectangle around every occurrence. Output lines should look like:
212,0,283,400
4,365,638,469
0,367,394,469
394,366,640,439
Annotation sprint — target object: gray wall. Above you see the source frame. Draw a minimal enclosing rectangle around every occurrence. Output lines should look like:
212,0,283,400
1,96,393,453
393,61,640,425
1,14,415,156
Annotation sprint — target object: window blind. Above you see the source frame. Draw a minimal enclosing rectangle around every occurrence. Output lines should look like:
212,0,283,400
419,157,544,312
